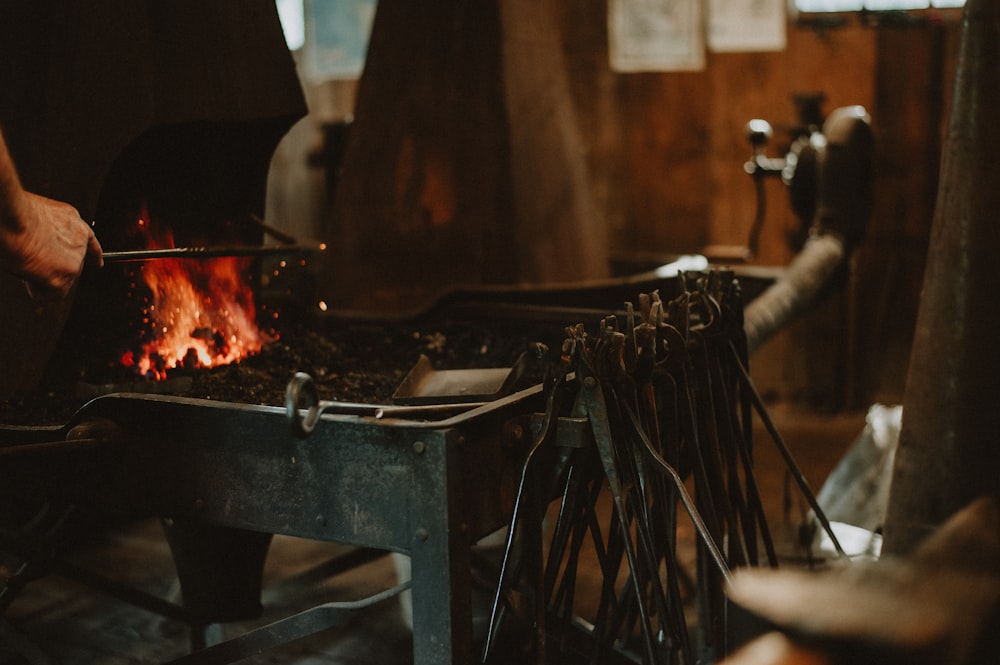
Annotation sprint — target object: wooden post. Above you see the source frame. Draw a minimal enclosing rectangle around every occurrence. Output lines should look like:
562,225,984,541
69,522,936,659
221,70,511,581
882,0,1000,555
322,0,607,314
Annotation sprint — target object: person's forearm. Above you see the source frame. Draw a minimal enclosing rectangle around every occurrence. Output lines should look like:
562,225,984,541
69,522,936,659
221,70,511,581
0,127,102,292
0,128,27,230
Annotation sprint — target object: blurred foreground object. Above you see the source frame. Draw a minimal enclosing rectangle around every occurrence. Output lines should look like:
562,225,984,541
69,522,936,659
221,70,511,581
725,497,1000,665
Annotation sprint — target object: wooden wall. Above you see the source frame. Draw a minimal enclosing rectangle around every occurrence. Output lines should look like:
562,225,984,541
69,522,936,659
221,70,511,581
291,2,964,411
555,4,963,409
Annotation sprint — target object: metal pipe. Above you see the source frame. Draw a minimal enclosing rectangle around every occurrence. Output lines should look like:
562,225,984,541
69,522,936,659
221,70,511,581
742,233,845,354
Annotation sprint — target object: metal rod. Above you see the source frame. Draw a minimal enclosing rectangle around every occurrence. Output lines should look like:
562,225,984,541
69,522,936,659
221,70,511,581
163,582,410,665
102,245,322,263
728,340,846,557
249,213,298,245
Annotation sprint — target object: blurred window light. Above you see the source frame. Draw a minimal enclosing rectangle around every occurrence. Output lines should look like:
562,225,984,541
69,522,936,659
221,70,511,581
865,0,929,8
796,0,862,10
303,0,378,82
276,0,305,51
797,0,963,9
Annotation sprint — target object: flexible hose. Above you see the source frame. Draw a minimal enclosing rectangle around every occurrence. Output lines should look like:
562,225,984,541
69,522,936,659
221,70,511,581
742,233,845,354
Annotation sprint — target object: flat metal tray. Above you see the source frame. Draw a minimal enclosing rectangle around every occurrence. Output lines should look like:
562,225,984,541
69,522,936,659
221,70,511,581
392,353,529,405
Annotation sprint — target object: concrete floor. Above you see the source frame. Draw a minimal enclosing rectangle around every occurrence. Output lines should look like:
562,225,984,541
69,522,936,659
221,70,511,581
0,403,872,665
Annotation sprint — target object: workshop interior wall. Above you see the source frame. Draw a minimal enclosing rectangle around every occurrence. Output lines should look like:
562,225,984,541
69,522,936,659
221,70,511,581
554,4,960,410
271,2,962,411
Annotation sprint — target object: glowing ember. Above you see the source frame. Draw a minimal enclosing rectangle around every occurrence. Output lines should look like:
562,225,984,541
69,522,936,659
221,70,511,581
121,215,264,380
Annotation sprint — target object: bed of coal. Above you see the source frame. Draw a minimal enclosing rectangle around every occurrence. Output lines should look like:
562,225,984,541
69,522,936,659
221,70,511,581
0,313,567,427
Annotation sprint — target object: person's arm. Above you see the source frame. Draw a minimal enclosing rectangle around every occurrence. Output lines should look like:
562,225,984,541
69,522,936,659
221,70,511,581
0,127,103,296
0,128,26,224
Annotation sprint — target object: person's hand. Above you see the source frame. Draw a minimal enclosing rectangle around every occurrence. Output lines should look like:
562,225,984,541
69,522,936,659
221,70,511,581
0,191,104,297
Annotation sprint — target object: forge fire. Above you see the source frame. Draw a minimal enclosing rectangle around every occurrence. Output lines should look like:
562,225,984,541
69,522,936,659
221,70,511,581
119,215,265,381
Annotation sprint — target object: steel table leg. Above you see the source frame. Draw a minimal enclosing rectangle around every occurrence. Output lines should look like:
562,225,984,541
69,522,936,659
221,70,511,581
409,432,476,665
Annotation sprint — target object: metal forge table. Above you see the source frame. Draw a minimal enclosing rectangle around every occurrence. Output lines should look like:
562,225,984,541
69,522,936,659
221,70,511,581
0,378,545,665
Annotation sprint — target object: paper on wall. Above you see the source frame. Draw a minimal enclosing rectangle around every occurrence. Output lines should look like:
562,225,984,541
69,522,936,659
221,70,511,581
608,0,705,72
707,0,787,53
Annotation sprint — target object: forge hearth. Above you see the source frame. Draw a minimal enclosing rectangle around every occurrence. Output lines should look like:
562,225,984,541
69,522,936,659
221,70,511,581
4,257,706,426
0,314,561,426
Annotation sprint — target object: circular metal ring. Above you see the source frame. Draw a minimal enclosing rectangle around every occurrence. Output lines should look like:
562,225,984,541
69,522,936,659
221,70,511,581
285,372,321,437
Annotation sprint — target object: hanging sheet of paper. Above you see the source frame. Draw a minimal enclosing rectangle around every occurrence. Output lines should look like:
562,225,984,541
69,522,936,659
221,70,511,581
608,0,705,73
707,0,787,52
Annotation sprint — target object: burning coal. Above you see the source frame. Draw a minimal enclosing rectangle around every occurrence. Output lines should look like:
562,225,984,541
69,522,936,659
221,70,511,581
120,214,265,380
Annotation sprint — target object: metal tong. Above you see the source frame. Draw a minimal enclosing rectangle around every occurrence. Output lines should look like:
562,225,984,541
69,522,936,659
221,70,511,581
102,244,322,263
101,214,325,263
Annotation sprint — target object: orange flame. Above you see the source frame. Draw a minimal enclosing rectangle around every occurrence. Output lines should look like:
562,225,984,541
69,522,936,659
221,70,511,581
121,214,263,380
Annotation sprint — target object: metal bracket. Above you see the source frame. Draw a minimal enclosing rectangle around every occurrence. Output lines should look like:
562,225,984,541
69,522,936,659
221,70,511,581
164,582,410,665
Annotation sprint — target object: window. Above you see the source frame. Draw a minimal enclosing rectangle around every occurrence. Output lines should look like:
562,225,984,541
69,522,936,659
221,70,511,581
276,0,305,51
796,0,963,10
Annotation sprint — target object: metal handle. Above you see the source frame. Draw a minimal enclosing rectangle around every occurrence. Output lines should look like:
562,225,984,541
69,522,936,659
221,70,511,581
286,372,322,437
284,372,489,438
